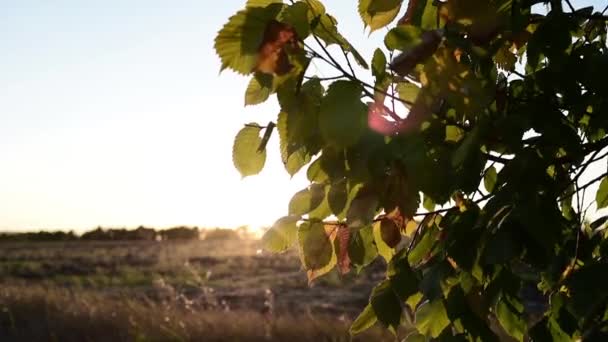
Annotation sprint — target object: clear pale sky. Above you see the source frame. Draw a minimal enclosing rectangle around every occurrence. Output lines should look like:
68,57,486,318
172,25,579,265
0,1,604,232
0,0,382,232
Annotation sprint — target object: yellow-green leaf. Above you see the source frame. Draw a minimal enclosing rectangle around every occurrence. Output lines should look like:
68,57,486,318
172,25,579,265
415,299,449,338
396,82,420,104
245,73,274,106
484,165,498,193
358,0,403,32
232,125,267,178
214,4,284,75
385,25,423,51
350,303,377,335
319,81,367,148
261,215,300,253
445,125,465,143
298,221,336,282
596,177,608,209
289,184,325,216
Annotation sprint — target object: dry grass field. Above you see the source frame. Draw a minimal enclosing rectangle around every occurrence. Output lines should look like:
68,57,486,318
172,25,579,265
0,239,395,341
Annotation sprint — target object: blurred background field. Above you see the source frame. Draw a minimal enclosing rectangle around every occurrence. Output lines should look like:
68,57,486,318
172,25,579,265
0,228,393,341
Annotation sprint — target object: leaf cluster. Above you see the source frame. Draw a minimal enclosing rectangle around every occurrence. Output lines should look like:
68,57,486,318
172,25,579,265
217,0,608,339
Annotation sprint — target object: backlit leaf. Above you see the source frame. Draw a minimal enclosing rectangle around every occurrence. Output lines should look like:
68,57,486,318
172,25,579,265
289,184,325,216
319,81,367,148
484,166,498,193
298,220,335,278
396,82,420,104
370,280,402,332
262,215,300,252
379,218,401,248
371,48,387,80
347,185,379,229
415,299,449,338
255,20,300,75
215,4,284,74
373,221,396,262
336,225,351,274
245,73,274,105
596,177,608,209
495,294,526,342
232,125,267,177
350,303,377,335
328,179,348,216
358,0,403,32
348,225,378,270
385,25,423,51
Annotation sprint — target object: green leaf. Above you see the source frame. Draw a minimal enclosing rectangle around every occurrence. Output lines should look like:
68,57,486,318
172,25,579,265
403,332,426,342
282,2,311,38
596,177,608,209
328,179,348,216
388,256,419,300
277,110,312,176
358,0,403,32
232,125,267,178
484,165,497,193
452,124,482,169
423,194,435,211
371,48,387,80
261,215,300,253
419,261,451,300
370,280,402,332
306,157,328,183
408,224,438,265
445,125,465,143
308,185,332,220
415,299,449,338
289,184,325,216
347,186,379,229
319,81,367,148
298,221,335,276
350,304,378,335
348,225,378,270
495,294,526,342
215,4,284,74
396,82,420,104
561,183,575,220
245,73,274,106
385,25,423,51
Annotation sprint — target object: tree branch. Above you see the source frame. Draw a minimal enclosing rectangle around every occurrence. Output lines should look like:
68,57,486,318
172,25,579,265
559,171,608,202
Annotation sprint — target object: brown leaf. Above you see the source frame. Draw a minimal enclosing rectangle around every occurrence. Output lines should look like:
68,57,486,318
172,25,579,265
380,218,402,248
255,20,299,75
397,0,420,25
336,225,351,274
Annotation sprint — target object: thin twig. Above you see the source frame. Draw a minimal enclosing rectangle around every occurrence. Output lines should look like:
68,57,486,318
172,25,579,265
483,153,511,164
244,123,269,129
303,74,344,81
559,171,608,201
341,46,356,78
560,149,603,198
565,0,576,13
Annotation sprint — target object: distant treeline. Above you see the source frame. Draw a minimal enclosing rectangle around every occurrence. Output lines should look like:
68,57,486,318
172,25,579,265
0,226,252,242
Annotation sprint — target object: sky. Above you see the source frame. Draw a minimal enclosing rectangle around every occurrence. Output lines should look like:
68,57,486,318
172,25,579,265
0,0,384,232
0,0,605,232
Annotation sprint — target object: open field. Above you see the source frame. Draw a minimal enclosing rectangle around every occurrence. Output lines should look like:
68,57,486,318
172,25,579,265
0,239,395,341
